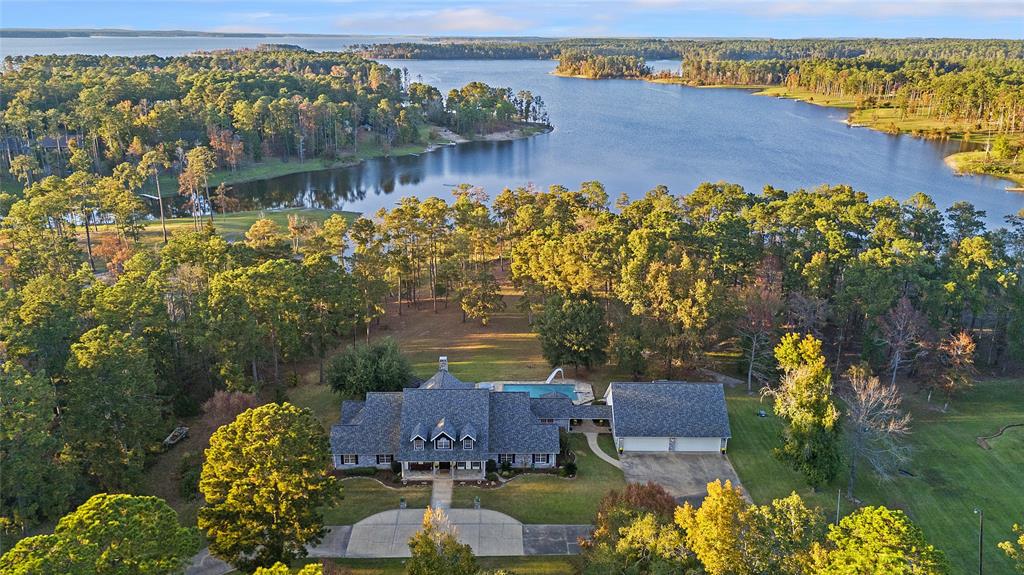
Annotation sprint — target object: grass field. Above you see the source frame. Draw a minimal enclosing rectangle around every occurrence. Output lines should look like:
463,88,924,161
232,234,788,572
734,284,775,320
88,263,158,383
945,150,1024,187
321,478,432,526
95,207,359,248
451,433,624,524
726,379,1024,574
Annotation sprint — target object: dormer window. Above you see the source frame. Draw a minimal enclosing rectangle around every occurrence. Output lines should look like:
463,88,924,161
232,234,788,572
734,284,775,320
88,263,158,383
462,438,474,450
414,438,424,451
435,437,452,450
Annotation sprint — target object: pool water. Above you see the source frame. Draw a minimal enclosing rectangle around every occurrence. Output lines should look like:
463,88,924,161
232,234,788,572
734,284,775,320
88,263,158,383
501,384,577,400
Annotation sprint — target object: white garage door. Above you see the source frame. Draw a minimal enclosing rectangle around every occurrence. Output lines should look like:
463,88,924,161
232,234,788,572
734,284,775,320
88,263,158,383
672,437,722,452
620,437,723,452
621,437,671,451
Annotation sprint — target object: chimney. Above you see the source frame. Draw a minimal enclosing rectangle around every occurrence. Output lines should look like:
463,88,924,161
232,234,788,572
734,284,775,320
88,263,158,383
439,356,448,372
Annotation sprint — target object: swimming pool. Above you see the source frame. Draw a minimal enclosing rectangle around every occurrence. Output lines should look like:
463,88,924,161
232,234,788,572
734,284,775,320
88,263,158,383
500,384,577,400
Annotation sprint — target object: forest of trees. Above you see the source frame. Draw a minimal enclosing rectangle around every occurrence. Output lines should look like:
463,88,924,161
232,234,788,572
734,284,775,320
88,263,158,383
673,57,1024,134
4,169,1023,540
555,51,651,79
361,38,1024,62
0,48,548,214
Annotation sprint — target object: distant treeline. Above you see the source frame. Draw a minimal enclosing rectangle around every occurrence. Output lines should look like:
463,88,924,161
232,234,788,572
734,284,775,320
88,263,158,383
0,28,336,38
360,38,1024,62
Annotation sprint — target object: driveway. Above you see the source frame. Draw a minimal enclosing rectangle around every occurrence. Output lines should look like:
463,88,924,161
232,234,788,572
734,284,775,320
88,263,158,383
619,452,745,506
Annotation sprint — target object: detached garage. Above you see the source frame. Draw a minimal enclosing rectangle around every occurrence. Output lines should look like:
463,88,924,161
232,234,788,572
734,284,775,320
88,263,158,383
605,382,731,453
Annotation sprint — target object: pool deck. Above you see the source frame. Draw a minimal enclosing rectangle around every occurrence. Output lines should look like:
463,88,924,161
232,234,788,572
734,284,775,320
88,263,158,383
477,379,596,405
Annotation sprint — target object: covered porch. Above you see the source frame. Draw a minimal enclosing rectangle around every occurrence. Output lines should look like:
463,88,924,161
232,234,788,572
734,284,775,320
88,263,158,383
401,460,486,481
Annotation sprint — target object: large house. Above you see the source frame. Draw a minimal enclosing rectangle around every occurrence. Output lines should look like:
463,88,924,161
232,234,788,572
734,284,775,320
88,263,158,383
605,381,732,453
330,358,610,480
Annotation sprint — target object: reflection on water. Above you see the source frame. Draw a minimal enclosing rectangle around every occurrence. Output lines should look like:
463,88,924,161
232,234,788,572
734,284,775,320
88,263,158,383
130,58,1020,225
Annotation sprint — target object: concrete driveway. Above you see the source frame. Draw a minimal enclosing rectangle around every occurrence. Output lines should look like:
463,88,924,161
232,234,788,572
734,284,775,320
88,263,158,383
619,452,745,506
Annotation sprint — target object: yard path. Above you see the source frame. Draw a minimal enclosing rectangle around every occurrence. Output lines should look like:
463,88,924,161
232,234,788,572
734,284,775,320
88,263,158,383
585,432,622,469
430,478,453,510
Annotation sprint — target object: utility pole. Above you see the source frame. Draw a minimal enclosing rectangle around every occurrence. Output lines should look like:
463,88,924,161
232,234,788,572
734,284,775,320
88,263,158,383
974,507,984,575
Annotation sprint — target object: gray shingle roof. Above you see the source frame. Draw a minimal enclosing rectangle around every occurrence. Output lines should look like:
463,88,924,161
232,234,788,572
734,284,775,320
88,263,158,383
331,393,403,455
419,370,475,390
490,392,560,454
340,400,365,424
332,372,561,461
397,388,491,461
609,382,731,439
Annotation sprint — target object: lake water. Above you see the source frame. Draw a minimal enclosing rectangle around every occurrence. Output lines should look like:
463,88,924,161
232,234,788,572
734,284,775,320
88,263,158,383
222,59,1020,224
2,37,1021,224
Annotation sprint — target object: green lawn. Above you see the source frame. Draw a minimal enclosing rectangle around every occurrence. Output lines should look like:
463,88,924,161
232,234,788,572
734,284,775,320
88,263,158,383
322,478,431,526
726,379,1024,574
596,433,619,460
287,381,341,430
451,433,623,524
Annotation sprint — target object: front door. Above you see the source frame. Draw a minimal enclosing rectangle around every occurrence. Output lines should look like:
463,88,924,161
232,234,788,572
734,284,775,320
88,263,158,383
668,437,676,452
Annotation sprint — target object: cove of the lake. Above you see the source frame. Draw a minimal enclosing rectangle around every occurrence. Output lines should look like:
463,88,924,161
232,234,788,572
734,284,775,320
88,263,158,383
3,36,1021,224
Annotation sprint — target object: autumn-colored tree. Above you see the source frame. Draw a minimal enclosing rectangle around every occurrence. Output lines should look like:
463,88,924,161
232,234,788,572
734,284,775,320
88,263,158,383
1000,522,1024,573
675,479,746,575
937,330,976,412
840,364,911,500
406,507,478,575
199,403,338,571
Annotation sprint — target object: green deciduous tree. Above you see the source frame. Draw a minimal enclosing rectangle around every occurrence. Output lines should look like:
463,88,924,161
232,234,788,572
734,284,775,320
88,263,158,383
325,338,412,397
535,292,609,373
767,333,841,487
0,362,73,536
62,324,161,491
815,506,949,574
0,493,199,575
199,402,338,572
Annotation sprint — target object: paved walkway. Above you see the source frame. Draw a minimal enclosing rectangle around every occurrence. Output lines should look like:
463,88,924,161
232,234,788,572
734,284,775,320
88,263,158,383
585,432,622,469
186,509,592,573
430,477,453,509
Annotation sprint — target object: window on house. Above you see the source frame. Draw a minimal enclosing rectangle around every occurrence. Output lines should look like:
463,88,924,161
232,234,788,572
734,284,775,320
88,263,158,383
497,453,514,464
343,454,358,465
413,438,424,451
532,453,550,465
377,454,393,464
462,438,474,450
435,437,452,450
539,418,555,424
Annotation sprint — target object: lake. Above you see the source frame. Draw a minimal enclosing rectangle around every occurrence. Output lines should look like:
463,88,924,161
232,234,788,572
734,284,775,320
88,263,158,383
221,59,1020,223
2,37,1021,224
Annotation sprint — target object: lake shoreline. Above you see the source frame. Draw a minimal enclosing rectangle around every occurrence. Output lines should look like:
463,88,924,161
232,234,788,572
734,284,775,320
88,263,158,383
643,76,1023,188
140,122,553,198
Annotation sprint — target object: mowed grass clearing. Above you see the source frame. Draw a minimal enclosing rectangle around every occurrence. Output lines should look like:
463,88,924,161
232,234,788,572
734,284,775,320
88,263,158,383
451,433,624,524
726,379,1024,574
321,478,431,526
